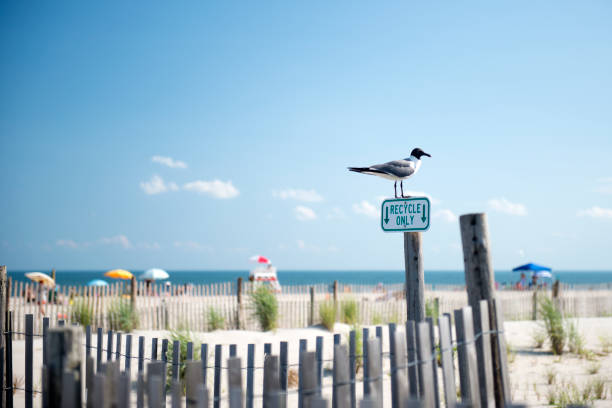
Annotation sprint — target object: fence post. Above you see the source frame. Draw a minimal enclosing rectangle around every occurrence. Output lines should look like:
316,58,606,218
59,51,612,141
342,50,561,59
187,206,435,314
405,321,419,397
25,314,33,408
96,328,103,372
172,340,180,381
185,360,204,408
201,343,208,386
247,344,255,408
187,342,194,360
264,354,281,408
459,213,510,406
416,322,435,407
309,286,315,326
236,277,243,329
475,301,495,407
362,327,369,396
316,336,324,395
455,307,480,407
228,357,243,408
0,265,5,408
214,344,222,408
47,326,83,407
300,351,317,408
106,330,113,361
365,337,382,408
531,290,538,320
425,318,440,408
404,232,425,322
333,344,351,408
5,312,12,408
391,330,409,408
349,330,357,408
280,341,288,408
130,276,136,308
438,315,457,408
490,299,511,405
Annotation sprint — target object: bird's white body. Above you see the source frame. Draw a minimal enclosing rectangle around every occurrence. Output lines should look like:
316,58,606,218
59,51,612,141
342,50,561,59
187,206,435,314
361,155,421,181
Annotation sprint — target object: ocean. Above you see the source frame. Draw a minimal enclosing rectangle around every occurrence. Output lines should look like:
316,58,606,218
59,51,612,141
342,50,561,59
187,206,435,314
7,270,612,287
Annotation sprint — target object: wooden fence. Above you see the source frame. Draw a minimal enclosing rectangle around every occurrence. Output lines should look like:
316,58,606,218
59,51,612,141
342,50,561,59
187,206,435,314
7,278,612,338
3,298,526,408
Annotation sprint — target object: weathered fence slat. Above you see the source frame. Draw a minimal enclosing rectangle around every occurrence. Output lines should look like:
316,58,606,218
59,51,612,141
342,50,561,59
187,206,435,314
405,320,419,397
25,313,33,408
280,341,288,408
391,330,409,407
247,343,255,408
365,337,382,408
316,336,324,395
333,344,351,408
362,327,370,396
185,360,204,408
263,354,281,408
416,321,435,408
96,327,103,371
438,314,457,408
425,317,440,408
455,307,481,407
228,357,243,408
300,351,317,408
214,344,222,408
490,298,512,405
475,300,495,408
349,330,357,408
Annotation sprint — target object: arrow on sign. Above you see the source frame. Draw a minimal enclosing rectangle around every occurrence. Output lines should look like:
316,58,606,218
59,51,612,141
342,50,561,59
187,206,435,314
421,212,427,223
384,207,389,224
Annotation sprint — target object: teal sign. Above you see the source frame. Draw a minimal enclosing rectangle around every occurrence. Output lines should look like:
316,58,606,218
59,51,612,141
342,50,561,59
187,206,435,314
381,197,431,232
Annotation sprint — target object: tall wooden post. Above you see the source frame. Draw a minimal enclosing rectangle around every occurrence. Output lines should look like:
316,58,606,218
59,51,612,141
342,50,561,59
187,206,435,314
309,286,315,326
459,213,511,406
236,277,243,329
333,280,339,321
130,277,136,308
404,232,424,322
0,265,6,408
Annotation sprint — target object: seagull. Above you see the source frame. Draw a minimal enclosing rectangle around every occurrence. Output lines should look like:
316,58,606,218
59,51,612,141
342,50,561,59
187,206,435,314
348,148,431,198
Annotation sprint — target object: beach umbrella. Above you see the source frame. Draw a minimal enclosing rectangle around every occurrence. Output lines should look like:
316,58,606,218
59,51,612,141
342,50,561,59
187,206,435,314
25,272,55,287
104,269,134,280
512,263,552,273
249,255,271,264
87,279,109,287
139,268,169,281
534,270,553,279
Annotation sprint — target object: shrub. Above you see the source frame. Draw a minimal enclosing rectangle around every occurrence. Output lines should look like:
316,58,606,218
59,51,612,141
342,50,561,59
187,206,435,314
341,299,359,325
539,296,565,355
108,299,139,332
587,362,601,375
71,299,94,327
587,377,607,400
599,334,612,354
250,286,278,331
545,367,556,385
165,329,201,391
207,307,225,331
425,298,439,320
567,321,585,355
319,301,336,331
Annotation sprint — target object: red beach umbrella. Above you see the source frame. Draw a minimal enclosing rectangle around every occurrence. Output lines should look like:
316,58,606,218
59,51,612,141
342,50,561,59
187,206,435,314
249,255,271,264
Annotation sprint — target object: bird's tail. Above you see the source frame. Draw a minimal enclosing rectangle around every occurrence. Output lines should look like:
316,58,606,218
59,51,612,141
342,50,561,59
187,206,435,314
348,167,370,173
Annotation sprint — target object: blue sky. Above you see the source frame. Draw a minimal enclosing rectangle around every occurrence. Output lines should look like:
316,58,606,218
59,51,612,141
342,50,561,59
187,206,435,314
1,1,611,271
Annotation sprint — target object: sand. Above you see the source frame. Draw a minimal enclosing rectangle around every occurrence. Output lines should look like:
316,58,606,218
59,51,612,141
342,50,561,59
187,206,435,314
8,317,612,407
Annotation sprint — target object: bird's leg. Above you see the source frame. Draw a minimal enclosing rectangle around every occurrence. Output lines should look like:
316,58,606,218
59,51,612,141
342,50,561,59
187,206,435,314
394,181,397,198
401,181,405,198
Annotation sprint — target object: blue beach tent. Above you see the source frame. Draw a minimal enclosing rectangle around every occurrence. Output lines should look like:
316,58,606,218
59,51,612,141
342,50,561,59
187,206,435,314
87,279,109,286
512,263,552,272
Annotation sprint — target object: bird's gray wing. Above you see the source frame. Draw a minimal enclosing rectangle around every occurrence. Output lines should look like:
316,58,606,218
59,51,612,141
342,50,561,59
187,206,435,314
370,160,415,178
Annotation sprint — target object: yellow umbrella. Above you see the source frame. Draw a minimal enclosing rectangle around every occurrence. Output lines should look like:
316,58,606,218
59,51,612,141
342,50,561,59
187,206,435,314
104,269,134,280
25,272,55,287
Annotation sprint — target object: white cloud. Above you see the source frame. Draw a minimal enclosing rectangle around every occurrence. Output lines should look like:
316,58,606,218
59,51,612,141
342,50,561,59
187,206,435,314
273,189,323,202
487,198,527,216
99,235,132,249
183,180,239,199
140,175,179,195
137,242,161,250
56,239,79,249
174,241,213,251
577,206,612,219
433,209,458,223
151,155,187,169
352,200,378,218
294,205,317,221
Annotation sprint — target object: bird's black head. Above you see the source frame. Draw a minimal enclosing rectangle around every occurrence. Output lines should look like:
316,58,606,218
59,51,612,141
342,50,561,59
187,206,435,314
411,148,431,159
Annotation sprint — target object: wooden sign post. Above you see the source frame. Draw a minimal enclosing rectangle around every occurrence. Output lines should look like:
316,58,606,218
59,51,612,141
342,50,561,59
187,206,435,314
380,198,429,322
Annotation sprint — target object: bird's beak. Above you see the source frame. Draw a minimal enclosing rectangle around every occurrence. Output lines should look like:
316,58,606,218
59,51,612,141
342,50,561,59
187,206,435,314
423,152,431,158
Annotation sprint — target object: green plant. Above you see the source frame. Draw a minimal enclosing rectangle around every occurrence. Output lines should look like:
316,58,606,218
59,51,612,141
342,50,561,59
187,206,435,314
207,307,225,331
587,362,601,375
319,301,336,331
425,298,439,320
371,312,383,325
598,334,612,354
107,299,139,332
547,381,592,407
506,342,516,364
165,329,201,391
71,299,94,327
250,285,278,331
567,321,585,355
344,324,363,372
340,299,359,325
546,367,556,385
539,296,565,355
587,377,607,400
531,329,547,348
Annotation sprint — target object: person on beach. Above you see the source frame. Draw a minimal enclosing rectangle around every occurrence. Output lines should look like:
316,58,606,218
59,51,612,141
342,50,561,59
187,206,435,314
517,273,527,290
36,283,47,316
